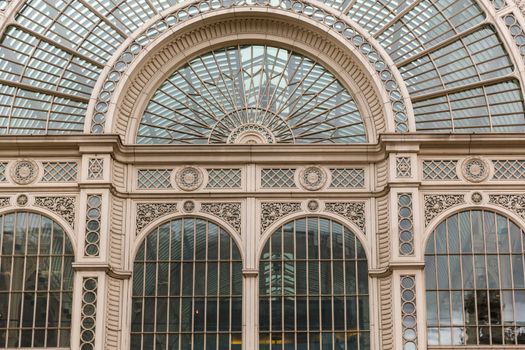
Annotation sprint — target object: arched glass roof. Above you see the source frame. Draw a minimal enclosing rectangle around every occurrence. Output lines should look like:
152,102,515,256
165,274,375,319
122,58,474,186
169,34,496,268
0,0,523,136
137,45,366,144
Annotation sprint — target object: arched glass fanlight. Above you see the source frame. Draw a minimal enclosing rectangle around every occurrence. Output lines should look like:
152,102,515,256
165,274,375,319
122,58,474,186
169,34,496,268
136,45,367,144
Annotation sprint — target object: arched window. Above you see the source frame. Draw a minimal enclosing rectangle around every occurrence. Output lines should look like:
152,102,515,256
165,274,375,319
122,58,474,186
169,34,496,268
425,209,525,345
131,217,243,350
259,217,369,349
0,211,74,347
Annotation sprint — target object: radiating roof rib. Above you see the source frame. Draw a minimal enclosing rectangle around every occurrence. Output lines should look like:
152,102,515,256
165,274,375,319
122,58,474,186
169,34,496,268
0,0,522,137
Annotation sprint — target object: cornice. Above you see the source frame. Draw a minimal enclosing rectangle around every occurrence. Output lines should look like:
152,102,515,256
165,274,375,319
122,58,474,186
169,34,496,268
1,134,525,161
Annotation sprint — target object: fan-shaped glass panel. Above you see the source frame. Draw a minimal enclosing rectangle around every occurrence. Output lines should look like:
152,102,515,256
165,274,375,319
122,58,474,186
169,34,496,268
131,217,243,350
136,45,367,144
0,211,74,347
259,217,369,349
425,210,525,345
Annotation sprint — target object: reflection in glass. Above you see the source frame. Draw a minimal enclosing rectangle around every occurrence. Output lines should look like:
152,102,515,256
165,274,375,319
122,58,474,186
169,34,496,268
259,217,369,349
425,210,525,345
0,211,74,347
131,218,242,350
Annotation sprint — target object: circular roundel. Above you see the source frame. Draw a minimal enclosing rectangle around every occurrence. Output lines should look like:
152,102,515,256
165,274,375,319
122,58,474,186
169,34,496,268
11,160,38,185
299,166,327,191
462,157,489,182
176,167,203,191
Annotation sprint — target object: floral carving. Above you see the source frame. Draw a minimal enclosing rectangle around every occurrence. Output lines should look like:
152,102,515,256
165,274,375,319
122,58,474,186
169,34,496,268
462,157,489,183
489,195,525,220
299,166,327,191
136,203,178,233
34,196,76,227
201,202,241,233
0,197,10,208
261,202,301,233
176,167,203,191
11,160,38,185
325,202,366,233
424,194,465,225
16,194,28,207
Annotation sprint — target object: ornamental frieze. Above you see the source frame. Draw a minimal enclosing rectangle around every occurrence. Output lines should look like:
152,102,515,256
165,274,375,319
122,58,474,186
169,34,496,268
136,203,178,233
424,194,465,225
34,196,76,228
489,195,525,221
324,202,366,234
261,202,302,233
201,202,241,233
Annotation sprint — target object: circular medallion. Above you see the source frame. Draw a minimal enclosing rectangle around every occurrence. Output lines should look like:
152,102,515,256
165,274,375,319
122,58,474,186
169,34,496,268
299,166,327,191
16,194,28,207
183,200,196,213
307,200,319,212
176,167,203,191
462,157,489,182
471,192,483,204
11,160,38,185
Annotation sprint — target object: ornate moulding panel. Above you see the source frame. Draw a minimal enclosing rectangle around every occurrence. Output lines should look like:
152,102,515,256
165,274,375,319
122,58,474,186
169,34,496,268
424,194,466,226
89,2,413,139
135,201,242,234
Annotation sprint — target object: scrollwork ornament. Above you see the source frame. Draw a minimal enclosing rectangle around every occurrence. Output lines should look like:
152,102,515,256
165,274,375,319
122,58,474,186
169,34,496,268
462,157,489,183
11,160,38,185
34,196,76,227
0,197,10,208
201,202,241,233
324,202,366,233
489,194,525,221
176,167,203,191
299,166,327,191
424,194,465,225
136,203,178,232
261,202,302,233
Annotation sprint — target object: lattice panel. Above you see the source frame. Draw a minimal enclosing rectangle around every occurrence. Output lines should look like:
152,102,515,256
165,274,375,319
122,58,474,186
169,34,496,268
493,160,525,180
329,168,365,188
42,161,78,182
396,157,412,178
422,160,459,180
88,158,104,180
206,168,242,188
137,169,172,189
261,168,297,188
0,162,6,182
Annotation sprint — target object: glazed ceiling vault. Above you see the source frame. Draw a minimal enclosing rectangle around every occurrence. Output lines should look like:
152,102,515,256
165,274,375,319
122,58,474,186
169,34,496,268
0,0,525,142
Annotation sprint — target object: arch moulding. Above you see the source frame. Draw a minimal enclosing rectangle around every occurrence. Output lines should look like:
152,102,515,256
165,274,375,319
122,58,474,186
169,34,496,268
108,15,390,144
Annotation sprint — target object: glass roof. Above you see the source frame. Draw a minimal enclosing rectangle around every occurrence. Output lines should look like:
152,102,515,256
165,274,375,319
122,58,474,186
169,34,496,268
0,0,523,137
137,45,366,144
